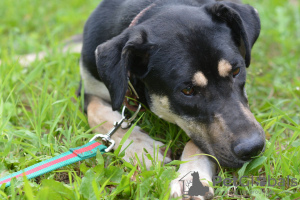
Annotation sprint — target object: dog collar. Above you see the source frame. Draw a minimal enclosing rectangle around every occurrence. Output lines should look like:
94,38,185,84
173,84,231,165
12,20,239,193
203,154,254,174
129,3,156,27
124,3,157,112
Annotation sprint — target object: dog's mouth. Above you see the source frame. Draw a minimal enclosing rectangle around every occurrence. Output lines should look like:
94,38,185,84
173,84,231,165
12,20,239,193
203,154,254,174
190,132,266,169
190,139,243,168
184,112,266,168
210,150,246,168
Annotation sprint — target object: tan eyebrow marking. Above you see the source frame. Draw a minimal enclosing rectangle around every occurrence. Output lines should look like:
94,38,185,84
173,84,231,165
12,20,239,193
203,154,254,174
218,59,232,77
193,71,208,87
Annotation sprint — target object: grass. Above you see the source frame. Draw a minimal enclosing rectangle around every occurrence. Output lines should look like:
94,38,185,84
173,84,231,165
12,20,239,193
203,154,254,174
0,0,299,199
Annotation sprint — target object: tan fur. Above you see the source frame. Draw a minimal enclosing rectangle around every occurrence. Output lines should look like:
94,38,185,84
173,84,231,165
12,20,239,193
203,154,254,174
193,71,208,87
218,59,232,77
150,95,217,199
150,95,212,145
239,102,258,124
209,114,227,137
207,114,233,157
87,95,171,168
150,95,177,123
87,96,121,132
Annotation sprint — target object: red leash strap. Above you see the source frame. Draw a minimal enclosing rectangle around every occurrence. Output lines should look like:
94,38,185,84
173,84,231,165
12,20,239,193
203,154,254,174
0,141,107,188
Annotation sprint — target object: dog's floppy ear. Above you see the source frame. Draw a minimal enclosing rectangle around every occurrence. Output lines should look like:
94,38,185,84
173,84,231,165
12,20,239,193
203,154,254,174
95,29,151,110
207,2,261,67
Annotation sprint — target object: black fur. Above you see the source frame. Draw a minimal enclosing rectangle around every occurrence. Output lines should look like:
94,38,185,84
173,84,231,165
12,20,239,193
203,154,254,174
80,0,265,168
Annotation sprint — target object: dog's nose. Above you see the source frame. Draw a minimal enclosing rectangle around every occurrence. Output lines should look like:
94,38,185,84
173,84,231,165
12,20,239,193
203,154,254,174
233,134,265,161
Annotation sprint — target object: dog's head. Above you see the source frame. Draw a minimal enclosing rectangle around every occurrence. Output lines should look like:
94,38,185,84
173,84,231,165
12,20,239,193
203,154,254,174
95,2,265,168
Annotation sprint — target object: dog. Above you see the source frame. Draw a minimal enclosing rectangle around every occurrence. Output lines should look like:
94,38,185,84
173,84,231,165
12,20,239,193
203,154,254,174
79,0,266,198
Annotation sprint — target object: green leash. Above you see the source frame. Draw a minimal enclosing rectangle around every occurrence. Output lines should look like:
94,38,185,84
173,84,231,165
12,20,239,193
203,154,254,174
0,141,107,187
0,104,142,188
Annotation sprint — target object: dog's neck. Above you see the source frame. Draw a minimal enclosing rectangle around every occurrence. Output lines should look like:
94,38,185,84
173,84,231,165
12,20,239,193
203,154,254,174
125,3,157,111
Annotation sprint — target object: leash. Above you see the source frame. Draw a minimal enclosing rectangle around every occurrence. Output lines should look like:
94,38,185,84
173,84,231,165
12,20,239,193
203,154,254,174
1,3,155,188
124,80,146,112
0,105,141,188
0,141,107,187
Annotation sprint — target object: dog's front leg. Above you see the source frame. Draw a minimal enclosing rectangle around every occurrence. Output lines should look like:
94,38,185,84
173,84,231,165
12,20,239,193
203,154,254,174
170,140,216,200
87,95,171,168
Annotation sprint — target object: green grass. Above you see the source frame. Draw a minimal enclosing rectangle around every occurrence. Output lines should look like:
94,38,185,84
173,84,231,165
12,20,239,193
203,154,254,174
0,0,300,199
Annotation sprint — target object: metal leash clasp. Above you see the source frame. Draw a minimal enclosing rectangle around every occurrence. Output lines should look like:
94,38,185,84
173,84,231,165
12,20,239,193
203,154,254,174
89,104,142,152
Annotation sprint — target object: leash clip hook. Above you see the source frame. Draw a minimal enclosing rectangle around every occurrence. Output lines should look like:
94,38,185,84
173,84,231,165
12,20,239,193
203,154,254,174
89,104,141,152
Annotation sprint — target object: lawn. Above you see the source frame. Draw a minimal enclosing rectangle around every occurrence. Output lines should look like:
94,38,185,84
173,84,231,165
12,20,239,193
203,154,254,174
0,0,299,199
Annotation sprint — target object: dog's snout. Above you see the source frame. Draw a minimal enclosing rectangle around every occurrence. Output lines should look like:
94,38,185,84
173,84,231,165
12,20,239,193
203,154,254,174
233,134,265,161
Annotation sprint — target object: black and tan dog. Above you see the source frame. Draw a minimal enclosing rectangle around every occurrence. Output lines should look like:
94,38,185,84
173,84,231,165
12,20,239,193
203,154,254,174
79,0,265,198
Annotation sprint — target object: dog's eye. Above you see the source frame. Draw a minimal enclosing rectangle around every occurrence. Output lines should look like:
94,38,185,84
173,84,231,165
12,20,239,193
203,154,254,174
232,67,240,78
182,87,195,96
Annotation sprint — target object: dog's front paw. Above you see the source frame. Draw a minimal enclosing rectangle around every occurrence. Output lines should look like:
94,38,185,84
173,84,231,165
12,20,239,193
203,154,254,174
170,175,214,200
117,127,172,168
169,141,216,199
